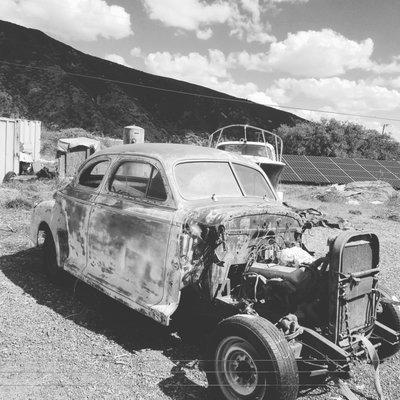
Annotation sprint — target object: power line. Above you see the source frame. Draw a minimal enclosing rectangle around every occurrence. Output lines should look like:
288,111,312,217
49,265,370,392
1,59,400,123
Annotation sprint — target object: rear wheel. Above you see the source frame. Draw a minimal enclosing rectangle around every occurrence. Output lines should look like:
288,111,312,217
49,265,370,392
41,226,64,282
376,286,400,359
206,315,298,400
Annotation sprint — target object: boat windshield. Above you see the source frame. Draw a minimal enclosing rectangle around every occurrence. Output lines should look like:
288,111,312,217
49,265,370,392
218,143,274,159
174,161,275,200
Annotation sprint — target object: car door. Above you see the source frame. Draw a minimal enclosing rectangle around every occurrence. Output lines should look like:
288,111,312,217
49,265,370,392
86,155,175,306
56,156,111,274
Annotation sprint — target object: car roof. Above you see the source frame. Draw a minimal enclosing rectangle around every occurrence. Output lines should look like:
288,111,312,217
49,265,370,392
95,143,249,164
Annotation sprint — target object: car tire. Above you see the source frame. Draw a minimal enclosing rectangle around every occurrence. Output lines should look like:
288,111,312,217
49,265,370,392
3,171,16,183
205,314,298,400
376,286,400,359
42,227,64,282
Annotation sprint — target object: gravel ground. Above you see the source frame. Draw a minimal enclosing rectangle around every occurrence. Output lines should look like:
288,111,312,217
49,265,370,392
0,181,399,400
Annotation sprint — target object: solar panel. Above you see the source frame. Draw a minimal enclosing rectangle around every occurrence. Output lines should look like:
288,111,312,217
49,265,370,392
332,158,359,165
379,160,400,167
280,155,400,189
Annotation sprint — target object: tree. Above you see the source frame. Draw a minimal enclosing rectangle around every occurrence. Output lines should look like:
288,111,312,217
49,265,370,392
274,119,400,160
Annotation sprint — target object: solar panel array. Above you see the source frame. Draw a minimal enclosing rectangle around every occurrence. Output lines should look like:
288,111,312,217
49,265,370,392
281,155,400,189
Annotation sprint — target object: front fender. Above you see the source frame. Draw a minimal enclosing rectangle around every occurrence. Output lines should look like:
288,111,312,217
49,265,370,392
30,199,56,245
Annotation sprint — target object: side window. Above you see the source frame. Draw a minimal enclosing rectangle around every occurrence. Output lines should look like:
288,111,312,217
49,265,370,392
110,162,152,198
78,159,109,189
147,168,167,201
110,161,168,201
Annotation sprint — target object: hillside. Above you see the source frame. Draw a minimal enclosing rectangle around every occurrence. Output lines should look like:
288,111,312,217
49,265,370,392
0,20,302,141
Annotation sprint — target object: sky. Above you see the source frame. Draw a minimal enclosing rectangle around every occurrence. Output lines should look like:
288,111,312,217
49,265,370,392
2,0,400,139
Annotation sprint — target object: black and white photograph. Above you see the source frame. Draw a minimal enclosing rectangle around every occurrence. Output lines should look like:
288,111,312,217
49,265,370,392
1,1,400,399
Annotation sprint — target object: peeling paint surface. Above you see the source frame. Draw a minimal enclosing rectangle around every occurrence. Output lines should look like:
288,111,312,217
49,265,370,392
31,144,303,326
86,192,174,305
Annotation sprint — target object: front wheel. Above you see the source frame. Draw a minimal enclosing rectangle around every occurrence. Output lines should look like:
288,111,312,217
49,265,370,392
206,315,298,400
42,227,64,282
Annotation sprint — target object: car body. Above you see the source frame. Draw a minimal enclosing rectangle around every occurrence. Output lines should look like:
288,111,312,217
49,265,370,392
31,142,400,400
31,143,281,325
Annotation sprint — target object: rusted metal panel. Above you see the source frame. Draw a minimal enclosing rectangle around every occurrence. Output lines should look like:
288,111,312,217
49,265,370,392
328,232,380,344
86,194,174,305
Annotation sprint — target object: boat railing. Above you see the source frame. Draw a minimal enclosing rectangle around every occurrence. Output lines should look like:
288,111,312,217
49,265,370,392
208,124,283,162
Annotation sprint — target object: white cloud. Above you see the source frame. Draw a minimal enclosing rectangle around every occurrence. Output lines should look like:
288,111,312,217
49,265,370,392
247,91,278,106
389,77,400,88
227,0,275,43
143,47,400,139
142,0,232,39
141,0,276,43
368,56,400,74
269,0,309,3
230,29,374,77
267,77,400,113
144,49,272,101
196,28,213,40
130,47,142,58
145,50,230,80
104,54,131,67
264,77,400,139
1,0,132,41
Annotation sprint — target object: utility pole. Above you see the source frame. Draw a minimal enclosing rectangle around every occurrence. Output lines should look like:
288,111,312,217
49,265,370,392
382,123,390,135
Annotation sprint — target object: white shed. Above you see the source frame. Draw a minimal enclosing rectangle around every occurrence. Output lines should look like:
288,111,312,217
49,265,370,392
0,118,41,182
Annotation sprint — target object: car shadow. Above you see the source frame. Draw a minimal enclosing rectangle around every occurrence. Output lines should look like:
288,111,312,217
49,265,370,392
1,247,342,400
0,247,208,400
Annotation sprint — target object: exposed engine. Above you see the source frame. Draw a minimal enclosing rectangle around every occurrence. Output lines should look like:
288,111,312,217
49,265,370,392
179,208,334,332
229,245,330,328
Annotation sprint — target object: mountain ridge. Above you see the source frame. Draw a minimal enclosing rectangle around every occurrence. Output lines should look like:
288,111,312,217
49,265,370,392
0,20,302,140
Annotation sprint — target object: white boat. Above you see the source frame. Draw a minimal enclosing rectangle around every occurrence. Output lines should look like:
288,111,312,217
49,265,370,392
209,124,285,189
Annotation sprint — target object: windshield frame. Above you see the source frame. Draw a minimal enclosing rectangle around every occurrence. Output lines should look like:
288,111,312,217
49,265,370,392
173,159,277,201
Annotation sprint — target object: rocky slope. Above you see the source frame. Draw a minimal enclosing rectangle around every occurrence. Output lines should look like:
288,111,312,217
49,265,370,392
0,20,302,140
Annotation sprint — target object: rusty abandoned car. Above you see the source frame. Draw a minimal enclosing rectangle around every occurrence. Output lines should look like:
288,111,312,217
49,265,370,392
30,143,400,400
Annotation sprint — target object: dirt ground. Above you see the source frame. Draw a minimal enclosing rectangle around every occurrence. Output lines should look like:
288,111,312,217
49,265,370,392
0,181,399,400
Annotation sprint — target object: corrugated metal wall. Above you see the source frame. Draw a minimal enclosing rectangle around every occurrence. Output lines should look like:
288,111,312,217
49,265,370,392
0,118,41,182
18,120,41,161
0,118,18,181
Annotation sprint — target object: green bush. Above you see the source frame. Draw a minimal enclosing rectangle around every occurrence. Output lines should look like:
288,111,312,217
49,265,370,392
275,119,400,160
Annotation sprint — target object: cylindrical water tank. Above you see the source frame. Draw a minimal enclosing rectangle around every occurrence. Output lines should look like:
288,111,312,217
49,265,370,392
123,125,145,144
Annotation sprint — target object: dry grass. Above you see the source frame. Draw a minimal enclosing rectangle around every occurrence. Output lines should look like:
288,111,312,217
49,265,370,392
282,183,400,224
0,180,399,400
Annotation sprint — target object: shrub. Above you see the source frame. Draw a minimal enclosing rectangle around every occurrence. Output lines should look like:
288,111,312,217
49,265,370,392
5,197,33,209
275,119,400,160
